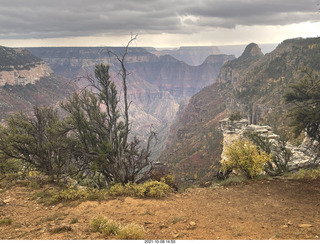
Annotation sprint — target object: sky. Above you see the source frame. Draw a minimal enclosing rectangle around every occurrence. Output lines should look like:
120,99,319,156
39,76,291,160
0,0,320,48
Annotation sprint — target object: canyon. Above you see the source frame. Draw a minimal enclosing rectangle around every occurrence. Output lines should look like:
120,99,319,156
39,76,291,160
28,46,234,158
160,37,320,183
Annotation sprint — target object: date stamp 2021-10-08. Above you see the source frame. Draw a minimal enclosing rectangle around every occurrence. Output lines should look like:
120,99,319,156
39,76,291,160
144,240,176,244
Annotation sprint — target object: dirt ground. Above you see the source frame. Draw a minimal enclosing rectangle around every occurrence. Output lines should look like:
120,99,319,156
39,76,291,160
0,177,319,240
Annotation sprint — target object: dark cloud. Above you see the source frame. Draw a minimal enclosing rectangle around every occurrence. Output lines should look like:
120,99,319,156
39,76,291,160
0,0,319,39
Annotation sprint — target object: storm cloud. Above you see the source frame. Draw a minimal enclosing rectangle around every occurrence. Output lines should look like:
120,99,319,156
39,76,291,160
0,0,319,40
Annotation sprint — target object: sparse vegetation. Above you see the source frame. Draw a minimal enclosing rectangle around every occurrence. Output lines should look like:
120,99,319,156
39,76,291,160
49,226,72,234
35,186,109,205
232,226,244,237
213,175,249,187
90,216,108,232
0,218,12,226
293,167,320,180
142,209,153,215
70,218,78,224
229,111,243,121
28,180,41,189
172,216,184,224
117,223,146,240
45,213,60,222
90,216,145,239
34,180,172,205
109,181,172,198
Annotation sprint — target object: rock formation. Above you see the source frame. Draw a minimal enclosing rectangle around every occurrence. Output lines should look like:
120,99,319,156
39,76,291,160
0,46,77,120
219,117,318,172
0,46,52,86
160,37,320,182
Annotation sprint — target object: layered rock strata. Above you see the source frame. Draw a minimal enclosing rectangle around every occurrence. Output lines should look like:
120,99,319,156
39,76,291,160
0,46,52,86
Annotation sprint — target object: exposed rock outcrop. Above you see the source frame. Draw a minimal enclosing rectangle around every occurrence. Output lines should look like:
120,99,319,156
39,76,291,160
0,46,52,86
160,37,320,182
219,118,318,171
0,63,52,86
0,46,77,121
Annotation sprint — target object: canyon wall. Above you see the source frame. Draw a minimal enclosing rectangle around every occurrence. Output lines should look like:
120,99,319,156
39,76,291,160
160,37,320,182
0,46,77,120
0,46,52,86
0,62,52,86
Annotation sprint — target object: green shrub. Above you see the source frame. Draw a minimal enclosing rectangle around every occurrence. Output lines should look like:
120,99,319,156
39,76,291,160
172,216,184,224
49,226,72,234
90,216,108,232
0,158,23,174
90,216,120,236
49,186,89,204
70,218,78,224
35,180,172,206
229,111,243,121
294,167,320,180
143,181,172,198
28,180,41,189
37,186,110,205
90,216,145,239
87,189,109,201
109,181,172,198
109,183,128,196
101,220,120,236
245,131,292,176
221,139,271,179
213,175,248,187
160,174,175,187
0,218,12,225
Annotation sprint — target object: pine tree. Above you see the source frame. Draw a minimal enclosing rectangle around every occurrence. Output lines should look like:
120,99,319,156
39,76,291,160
284,68,320,142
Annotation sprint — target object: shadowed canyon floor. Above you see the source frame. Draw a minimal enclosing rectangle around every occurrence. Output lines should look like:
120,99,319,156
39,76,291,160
0,178,319,240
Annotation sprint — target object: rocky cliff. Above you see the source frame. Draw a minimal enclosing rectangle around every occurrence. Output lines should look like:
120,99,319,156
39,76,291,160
219,118,317,172
28,46,234,158
0,46,52,86
0,46,77,120
160,37,320,183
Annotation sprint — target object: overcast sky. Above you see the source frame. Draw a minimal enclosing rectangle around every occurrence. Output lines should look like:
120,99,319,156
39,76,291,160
1,0,320,48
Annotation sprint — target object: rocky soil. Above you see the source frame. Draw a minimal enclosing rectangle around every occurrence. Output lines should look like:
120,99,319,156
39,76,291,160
0,177,319,240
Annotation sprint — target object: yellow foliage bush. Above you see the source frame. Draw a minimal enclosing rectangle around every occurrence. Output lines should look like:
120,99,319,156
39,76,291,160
143,181,172,198
221,139,271,179
50,186,89,203
160,174,175,187
117,223,146,240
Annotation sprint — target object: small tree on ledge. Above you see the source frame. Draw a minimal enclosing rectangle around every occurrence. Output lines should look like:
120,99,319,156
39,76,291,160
229,111,243,121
